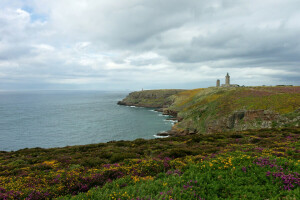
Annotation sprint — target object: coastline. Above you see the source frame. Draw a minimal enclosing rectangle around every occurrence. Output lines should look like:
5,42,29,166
120,104,180,138
118,86,300,136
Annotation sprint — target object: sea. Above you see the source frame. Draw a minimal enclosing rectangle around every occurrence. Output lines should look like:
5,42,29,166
0,91,174,151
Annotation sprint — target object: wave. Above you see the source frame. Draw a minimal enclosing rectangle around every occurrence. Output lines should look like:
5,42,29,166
153,134,169,138
164,119,178,123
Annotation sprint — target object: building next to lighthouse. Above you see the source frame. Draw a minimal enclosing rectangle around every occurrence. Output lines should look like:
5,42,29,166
217,73,239,87
216,79,220,87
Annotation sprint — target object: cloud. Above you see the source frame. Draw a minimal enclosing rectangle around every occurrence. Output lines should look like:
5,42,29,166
0,0,299,90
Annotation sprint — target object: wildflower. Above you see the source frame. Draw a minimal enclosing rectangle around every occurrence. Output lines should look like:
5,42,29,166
242,167,247,173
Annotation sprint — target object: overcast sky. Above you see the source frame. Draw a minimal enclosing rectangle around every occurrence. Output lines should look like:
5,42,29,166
0,0,299,91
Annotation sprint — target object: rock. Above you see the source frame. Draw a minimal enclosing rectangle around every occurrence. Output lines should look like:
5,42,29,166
155,108,163,112
206,109,293,133
156,132,169,136
156,130,178,137
163,109,178,117
165,117,177,121
117,101,126,105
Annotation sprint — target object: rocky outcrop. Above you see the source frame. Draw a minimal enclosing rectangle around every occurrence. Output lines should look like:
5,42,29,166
156,126,197,137
162,109,178,117
206,109,299,133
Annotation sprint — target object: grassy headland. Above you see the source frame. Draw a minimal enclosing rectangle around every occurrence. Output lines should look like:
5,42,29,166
117,89,185,108
0,86,299,199
164,86,300,135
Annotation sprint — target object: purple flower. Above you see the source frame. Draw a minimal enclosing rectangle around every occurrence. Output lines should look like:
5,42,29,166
242,167,247,173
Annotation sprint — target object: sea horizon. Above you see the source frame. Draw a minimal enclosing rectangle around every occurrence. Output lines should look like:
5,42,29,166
0,90,173,151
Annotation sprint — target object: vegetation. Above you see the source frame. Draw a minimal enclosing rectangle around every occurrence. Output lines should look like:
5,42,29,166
167,86,300,133
0,127,299,199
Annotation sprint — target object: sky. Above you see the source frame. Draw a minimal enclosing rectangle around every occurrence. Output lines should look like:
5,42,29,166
0,0,299,91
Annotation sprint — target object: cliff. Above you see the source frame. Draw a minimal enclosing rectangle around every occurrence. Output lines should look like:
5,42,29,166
165,86,300,135
117,89,186,108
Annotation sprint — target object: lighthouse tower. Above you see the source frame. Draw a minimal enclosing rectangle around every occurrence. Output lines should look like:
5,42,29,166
225,73,230,86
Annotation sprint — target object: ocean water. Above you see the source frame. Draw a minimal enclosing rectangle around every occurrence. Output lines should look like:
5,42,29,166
0,91,173,151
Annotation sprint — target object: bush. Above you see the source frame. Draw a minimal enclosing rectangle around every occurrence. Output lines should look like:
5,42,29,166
168,148,194,158
110,153,139,163
82,157,104,167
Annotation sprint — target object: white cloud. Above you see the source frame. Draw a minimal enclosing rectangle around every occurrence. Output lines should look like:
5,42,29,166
32,44,55,52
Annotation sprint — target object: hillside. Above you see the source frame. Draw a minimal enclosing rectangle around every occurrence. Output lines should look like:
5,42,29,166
117,89,185,108
163,86,300,135
0,128,299,199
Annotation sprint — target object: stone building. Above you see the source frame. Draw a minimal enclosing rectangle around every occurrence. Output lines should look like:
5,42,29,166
216,73,239,87
216,79,220,87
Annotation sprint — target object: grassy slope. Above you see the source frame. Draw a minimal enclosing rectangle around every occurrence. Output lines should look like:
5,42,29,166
167,86,300,133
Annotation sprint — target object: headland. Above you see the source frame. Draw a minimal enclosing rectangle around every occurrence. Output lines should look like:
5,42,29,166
118,86,300,137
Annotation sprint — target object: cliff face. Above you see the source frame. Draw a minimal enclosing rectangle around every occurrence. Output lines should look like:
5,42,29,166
117,89,186,108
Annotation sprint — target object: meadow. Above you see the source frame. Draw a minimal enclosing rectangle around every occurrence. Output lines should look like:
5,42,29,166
0,127,299,199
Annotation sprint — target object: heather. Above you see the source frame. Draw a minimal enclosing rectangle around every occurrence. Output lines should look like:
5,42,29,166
0,127,299,199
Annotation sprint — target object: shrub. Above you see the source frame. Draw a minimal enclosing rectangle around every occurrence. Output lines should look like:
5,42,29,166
110,153,139,163
168,148,194,158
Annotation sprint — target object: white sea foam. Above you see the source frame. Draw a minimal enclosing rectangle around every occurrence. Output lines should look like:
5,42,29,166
164,119,177,123
153,134,169,138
